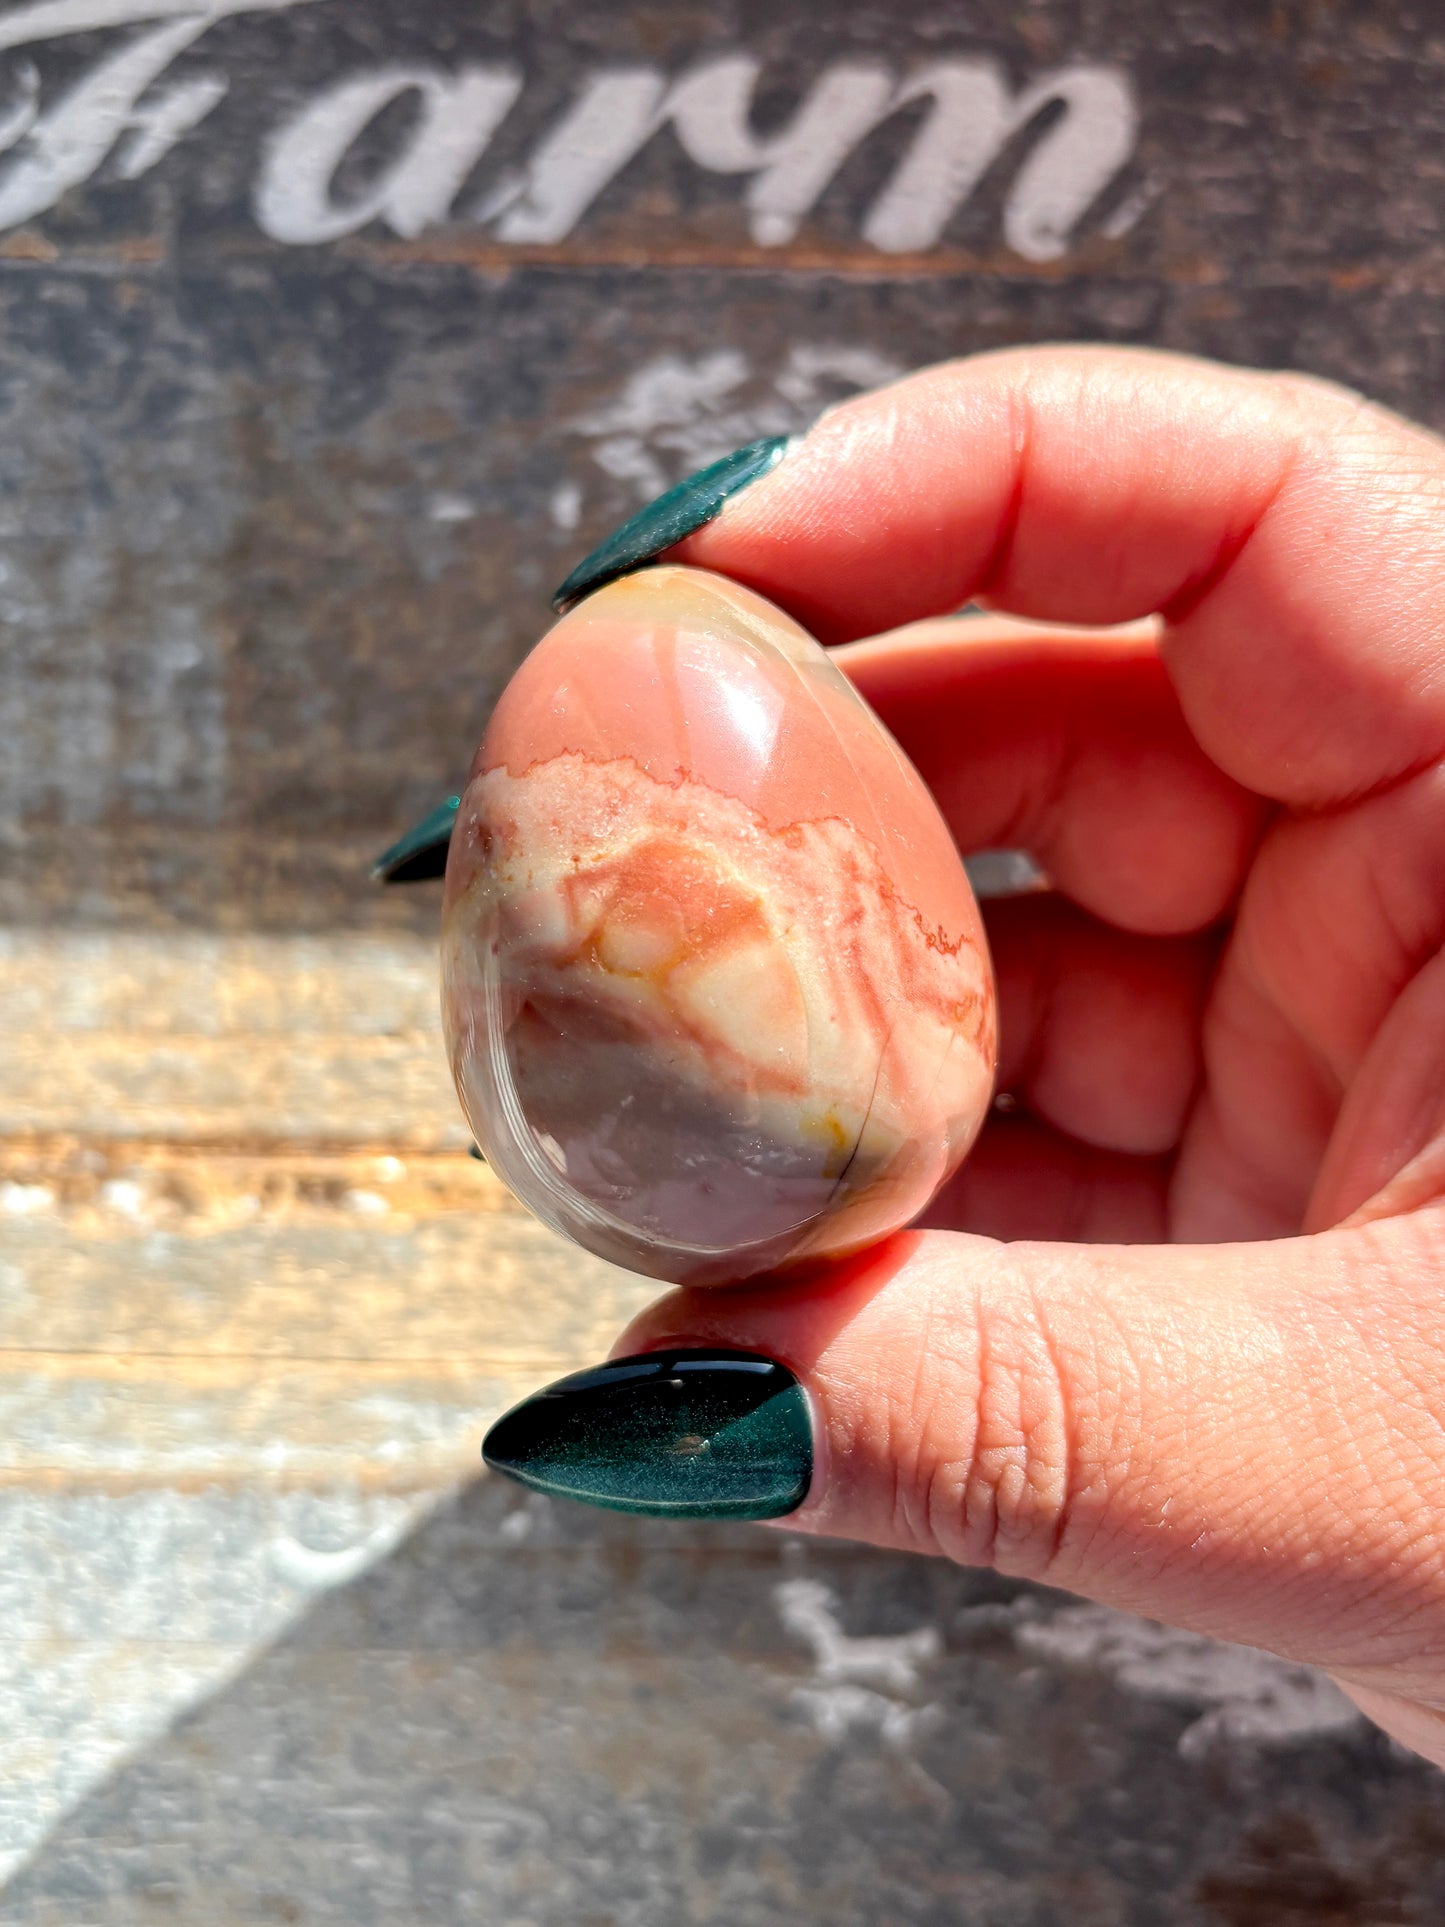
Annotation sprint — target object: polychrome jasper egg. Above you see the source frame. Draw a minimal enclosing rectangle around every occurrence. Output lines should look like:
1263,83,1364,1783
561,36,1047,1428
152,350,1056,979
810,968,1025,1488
441,565,996,1286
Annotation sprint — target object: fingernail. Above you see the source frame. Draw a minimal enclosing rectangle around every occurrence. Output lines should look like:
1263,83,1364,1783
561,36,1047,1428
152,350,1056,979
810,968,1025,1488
482,1349,811,1520
551,435,791,614
962,849,1049,898
371,796,460,883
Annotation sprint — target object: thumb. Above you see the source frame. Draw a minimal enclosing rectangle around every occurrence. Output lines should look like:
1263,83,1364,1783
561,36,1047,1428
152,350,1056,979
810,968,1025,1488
615,1216,1445,1696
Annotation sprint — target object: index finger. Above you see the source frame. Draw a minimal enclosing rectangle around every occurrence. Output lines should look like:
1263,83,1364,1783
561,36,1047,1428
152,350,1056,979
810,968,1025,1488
677,347,1445,808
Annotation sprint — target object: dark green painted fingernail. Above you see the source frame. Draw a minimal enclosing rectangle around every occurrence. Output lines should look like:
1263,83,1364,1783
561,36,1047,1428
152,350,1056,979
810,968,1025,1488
371,796,460,883
551,435,791,614
482,1349,812,1520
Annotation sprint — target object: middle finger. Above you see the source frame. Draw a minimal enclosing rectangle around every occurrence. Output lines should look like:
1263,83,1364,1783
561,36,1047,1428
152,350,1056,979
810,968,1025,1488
837,615,1268,936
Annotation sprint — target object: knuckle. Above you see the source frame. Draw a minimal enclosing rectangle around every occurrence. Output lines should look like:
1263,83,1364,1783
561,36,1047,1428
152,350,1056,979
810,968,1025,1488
854,1240,1144,1580
1268,366,1372,417
905,1250,1133,1581
876,1275,966,1559
964,1264,1078,1578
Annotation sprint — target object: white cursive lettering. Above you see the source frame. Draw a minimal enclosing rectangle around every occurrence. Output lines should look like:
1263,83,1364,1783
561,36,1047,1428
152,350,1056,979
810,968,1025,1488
864,61,1138,258
255,62,523,243
0,3,1146,262
0,0,317,228
485,67,668,244
485,54,1138,260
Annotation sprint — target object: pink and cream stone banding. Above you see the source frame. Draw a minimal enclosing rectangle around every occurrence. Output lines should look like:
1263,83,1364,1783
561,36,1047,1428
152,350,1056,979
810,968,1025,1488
442,566,996,1285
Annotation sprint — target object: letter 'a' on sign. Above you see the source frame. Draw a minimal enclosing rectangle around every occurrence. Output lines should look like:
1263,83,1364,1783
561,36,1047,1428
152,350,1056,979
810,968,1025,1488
254,63,523,244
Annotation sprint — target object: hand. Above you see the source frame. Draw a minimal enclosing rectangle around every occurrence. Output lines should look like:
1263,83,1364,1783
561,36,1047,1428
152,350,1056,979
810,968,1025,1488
615,346,1445,1764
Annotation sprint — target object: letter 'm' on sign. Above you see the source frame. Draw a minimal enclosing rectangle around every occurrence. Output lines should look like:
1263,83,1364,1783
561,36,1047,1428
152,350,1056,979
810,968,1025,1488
254,63,522,243
865,61,1138,257
665,56,898,249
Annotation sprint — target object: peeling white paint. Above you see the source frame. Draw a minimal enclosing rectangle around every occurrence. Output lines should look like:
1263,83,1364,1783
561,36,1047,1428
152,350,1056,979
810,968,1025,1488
548,480,582,532
569,343,904,506
429,492,476,523
777,1578,940,1692
1014,1603,1361,1757
98,1178,150,1222
776,1581,1361,1762
342,1187,390,1216
269,1506,416,1590
776,1577,944,1748
790,1681,944,1749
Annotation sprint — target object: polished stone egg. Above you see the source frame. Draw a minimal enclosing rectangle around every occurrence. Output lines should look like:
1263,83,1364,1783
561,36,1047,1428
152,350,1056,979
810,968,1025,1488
441,565,996,1286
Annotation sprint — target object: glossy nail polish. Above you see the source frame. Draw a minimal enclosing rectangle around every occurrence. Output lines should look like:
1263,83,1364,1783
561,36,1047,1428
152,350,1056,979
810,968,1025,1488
482,1349,812,1520
371,796,460,883
551,434,790,613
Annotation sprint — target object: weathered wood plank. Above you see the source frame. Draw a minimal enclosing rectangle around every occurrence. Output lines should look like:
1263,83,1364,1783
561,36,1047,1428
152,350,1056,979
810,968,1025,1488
0,931,657,1498
0,932,465,1147
1,1209,652,1369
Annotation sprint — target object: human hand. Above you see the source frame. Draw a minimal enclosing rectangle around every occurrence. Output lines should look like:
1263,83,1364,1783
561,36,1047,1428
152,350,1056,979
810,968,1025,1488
611,347,1445,1764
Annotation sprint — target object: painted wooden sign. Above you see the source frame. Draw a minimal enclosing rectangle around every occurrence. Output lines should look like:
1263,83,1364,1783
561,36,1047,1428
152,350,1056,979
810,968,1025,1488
1,1,1143,260
0,0,1437,930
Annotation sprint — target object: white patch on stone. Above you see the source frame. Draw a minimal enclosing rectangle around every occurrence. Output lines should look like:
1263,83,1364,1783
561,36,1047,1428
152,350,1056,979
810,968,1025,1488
497,1493,551,1542
790,1681,942,1749
777,1577,940,1692
1101,173,1163,240
497,1507,531,1543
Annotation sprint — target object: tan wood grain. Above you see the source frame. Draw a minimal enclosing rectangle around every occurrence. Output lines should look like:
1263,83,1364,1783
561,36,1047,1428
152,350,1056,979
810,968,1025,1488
0,934,657,1490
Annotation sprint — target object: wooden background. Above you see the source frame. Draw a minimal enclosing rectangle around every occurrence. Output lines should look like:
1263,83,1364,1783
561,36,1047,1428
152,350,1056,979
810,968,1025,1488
5,2,1445,1921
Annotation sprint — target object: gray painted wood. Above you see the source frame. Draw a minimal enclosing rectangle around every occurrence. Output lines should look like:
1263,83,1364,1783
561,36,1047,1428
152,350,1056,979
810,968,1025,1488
3,0,1444,932
6,1481,1445,1927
